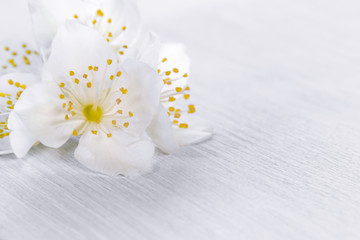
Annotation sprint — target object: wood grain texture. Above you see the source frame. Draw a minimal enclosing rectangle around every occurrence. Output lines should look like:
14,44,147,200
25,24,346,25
1,0,360,239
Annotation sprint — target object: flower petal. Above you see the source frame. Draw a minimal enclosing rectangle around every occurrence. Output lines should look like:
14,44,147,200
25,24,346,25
45,20,116,86
28,0,91,58
115,60,162,136
9,81,83,148
94,0,141,48
147,105,179,154
74,130,155,176
8,112,38,158
159,43,190,76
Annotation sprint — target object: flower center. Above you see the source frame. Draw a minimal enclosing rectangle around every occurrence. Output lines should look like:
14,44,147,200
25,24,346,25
83,105,102,123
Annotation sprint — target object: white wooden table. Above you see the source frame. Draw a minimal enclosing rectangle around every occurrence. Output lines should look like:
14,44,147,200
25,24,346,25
1,0,360,239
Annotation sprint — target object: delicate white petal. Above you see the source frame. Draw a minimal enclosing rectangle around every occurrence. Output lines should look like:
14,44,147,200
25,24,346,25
159,43,190,75
116,60,162,136
0,73,40,156
131,32,161,69
174,125,214,146
45,20,116,85
9,82,83,148
0,41,42,75
28,0,91,58
8,112,38,158
74,130,155,176
147,105,179,154
94,0,141,47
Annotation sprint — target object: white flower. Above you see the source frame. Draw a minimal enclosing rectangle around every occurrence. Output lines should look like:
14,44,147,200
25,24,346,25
29,0,212,154
8,22,162,176
146,44,213,153
0,42,42,155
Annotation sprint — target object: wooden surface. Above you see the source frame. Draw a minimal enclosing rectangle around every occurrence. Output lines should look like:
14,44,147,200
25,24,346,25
1,0,360,239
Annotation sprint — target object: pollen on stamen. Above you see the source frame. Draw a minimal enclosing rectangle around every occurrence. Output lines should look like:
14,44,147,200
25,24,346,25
107,18,112,23
165,71,171,76
4,46,9,51
108,32,113,38
94,66,99,71
59,82,65,88
176,87,182,93
183,73,188,78
169,107,175,112
69,71,75,76
112,120,117,125
184,94,190,100
173,68,179,73
12,52,17,56
88,65,93,71
22,44,26,48
8,79,13,85
174,113,181,118
26,50,31,55
92,19,97,25
107,59,112,65
65,115,69,120
122,26,126,31
73,14,78,19
123,45,128,49
72,130,78,136
96,9,104,17
120,88,128,94
117,110,123,114
83,74,88,79
59,94,65,99
91,130,98,135
119,51,124,55
87,82,92,88
110,75,114,80
74,78,80,84
179,123,188,129
116,71,122,77
23,56,30,65
129,112,133,117
162,58,167,63
107,133,112,138
123,122,129,128
188,104,196,114
169,97,176,102
116,98,121,104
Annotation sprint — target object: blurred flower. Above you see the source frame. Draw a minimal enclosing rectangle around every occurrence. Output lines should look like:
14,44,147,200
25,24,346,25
29,0,146,61
0,42,42,155
8,22,162,176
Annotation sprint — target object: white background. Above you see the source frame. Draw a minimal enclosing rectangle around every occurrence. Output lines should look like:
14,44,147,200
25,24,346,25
1,0,360,239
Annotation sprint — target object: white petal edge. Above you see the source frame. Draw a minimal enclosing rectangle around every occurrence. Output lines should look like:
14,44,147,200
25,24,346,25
74,130,155,176
147,105,179,154
8,112,38,158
